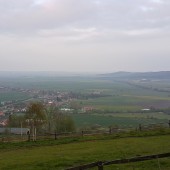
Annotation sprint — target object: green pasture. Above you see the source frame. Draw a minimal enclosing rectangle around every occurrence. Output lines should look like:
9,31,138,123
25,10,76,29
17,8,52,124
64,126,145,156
0,134,170,170
81,95,170,106
95,105,141,112
71,114,168,128
80,94,170,112
109,112,170,120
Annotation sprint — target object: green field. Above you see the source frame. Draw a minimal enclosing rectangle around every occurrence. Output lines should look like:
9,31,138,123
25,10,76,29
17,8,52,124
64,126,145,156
0,134,170,170
1,76,170,128
110,112,170,119
1,76,170,96
71,113,169,129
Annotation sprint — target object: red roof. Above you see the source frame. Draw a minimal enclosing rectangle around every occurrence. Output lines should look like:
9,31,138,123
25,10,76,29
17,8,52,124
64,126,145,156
0,112,4,116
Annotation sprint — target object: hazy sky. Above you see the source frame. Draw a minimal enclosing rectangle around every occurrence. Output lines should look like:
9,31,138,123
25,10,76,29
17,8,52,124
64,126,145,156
0,0,170,73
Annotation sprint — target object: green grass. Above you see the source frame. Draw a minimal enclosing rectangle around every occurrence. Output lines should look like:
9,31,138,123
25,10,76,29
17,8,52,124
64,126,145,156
0,133,170,170
71,113,169,128
110,112,170,120
78,94,170,114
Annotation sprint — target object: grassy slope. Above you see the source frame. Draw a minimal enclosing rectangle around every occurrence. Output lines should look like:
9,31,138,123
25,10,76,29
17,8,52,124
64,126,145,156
0,134,170,170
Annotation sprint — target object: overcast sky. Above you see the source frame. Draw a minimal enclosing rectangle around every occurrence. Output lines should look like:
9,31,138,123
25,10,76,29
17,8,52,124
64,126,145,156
0,0,170,73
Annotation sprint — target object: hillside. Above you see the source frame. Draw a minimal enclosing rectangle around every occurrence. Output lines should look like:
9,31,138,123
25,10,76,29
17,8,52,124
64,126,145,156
0,133,169,170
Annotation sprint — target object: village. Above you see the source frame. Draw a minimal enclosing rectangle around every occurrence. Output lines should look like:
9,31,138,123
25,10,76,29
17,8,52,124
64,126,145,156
0,86,101,127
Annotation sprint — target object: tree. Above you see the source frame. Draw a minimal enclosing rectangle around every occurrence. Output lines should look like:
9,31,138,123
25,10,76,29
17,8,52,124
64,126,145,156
25,103,75,138
45,106,58,133
25,102,46,139
8,114,26,128
45,106,75,133
70,101,80,109
54,113,75,133
26,102,46,121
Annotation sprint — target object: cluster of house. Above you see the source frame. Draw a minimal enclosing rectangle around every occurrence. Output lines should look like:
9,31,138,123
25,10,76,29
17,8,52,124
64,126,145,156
0,86,97,130
0,111,8,126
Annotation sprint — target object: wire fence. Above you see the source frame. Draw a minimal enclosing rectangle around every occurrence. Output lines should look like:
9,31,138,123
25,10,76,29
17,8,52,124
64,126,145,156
0,121,170,142
65,152,170,170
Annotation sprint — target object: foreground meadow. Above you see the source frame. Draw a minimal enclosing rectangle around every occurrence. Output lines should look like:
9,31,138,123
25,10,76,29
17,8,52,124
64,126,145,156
0,133,170,170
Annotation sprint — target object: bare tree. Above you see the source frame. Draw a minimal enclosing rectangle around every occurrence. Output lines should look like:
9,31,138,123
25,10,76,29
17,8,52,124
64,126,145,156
45,106,75,133
26,102,46,140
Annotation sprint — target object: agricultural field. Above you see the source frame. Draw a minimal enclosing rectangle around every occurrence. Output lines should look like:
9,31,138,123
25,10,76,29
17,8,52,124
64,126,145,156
79,94,170,111
0,74,170,129
71,113,170,129
0,133,170,170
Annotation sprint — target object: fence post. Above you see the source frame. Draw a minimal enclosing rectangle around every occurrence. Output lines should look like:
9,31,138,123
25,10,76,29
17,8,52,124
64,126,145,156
98,161,104,170
27,131,30,142
109,127,112,134
55,131,57,140
168,120,170,128
139,124,142,131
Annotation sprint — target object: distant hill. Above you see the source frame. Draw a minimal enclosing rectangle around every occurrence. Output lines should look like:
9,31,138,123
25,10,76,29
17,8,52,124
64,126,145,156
100,71,170,80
